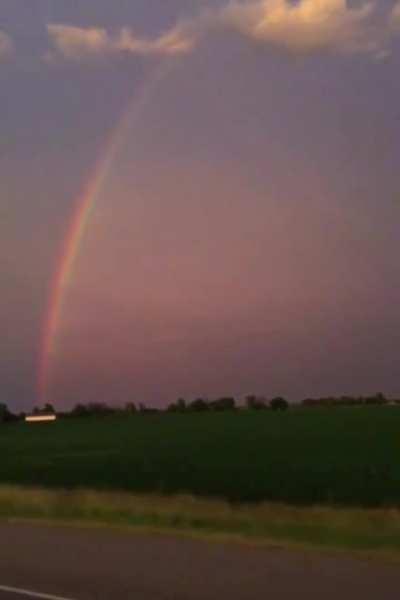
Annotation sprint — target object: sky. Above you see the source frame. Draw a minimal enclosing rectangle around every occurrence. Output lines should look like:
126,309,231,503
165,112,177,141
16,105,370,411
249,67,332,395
1,0,400,411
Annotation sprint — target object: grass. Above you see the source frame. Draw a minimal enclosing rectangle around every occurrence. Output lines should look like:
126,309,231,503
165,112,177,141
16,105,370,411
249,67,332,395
2,485,400,557
1,408,400,506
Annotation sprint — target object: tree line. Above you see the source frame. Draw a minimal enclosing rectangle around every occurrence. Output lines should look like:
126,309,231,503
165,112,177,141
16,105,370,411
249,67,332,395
301,393,391,407
1,392,398,423
57,396,290,417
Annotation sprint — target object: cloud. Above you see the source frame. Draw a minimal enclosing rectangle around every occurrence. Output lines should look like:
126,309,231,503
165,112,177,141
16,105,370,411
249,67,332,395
46,25,111,60
117,23,197,55
47,22,196,62
219,0,381,55
46,1,400,65
390,1,400,29
0,31,14,60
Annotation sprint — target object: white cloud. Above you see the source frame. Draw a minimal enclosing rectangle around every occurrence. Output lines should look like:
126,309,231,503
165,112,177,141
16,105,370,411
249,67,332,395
47,25,111,60
219,0,380,55
46,1,400,65
0,31,14,60
118,23,197,55
47,22,196,62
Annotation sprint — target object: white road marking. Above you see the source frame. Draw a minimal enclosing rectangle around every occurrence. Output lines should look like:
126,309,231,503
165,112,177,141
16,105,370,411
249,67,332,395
0,584,76,600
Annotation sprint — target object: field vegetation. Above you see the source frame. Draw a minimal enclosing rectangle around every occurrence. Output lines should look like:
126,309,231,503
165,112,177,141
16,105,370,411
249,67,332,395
1,407,399,507
2,485,400,557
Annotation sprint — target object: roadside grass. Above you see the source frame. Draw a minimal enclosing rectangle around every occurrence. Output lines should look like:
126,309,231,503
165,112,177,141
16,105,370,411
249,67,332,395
2,485,400,557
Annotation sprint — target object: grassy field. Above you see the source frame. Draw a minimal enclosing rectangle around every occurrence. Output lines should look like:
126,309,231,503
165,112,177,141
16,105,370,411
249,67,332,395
1,408,400,506
2,485,400,557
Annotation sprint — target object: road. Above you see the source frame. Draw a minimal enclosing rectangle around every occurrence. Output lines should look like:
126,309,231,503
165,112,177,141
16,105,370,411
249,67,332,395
0,522,399,599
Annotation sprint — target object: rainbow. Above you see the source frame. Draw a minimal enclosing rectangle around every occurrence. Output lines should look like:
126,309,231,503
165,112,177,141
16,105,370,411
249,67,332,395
38,62,174,406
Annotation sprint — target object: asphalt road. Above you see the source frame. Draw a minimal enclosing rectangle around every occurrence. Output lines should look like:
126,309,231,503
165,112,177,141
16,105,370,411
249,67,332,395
1,522,400,599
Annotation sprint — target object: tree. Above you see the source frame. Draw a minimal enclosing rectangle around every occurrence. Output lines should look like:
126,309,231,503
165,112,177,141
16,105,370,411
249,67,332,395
270,397,289,411
88,402,114,416
189,398,209,412
0,403,16,423
246,395,267,410
167,398,187,413
71,402,115,417
176,398,186,412
0,403,9,423
43,403,55,414
365,393,388,406
125,402,137,414
71,404,89,417
210,397,236,411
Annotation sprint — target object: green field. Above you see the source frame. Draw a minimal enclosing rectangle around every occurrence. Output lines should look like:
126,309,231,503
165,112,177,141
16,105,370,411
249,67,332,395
1,408,400,507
